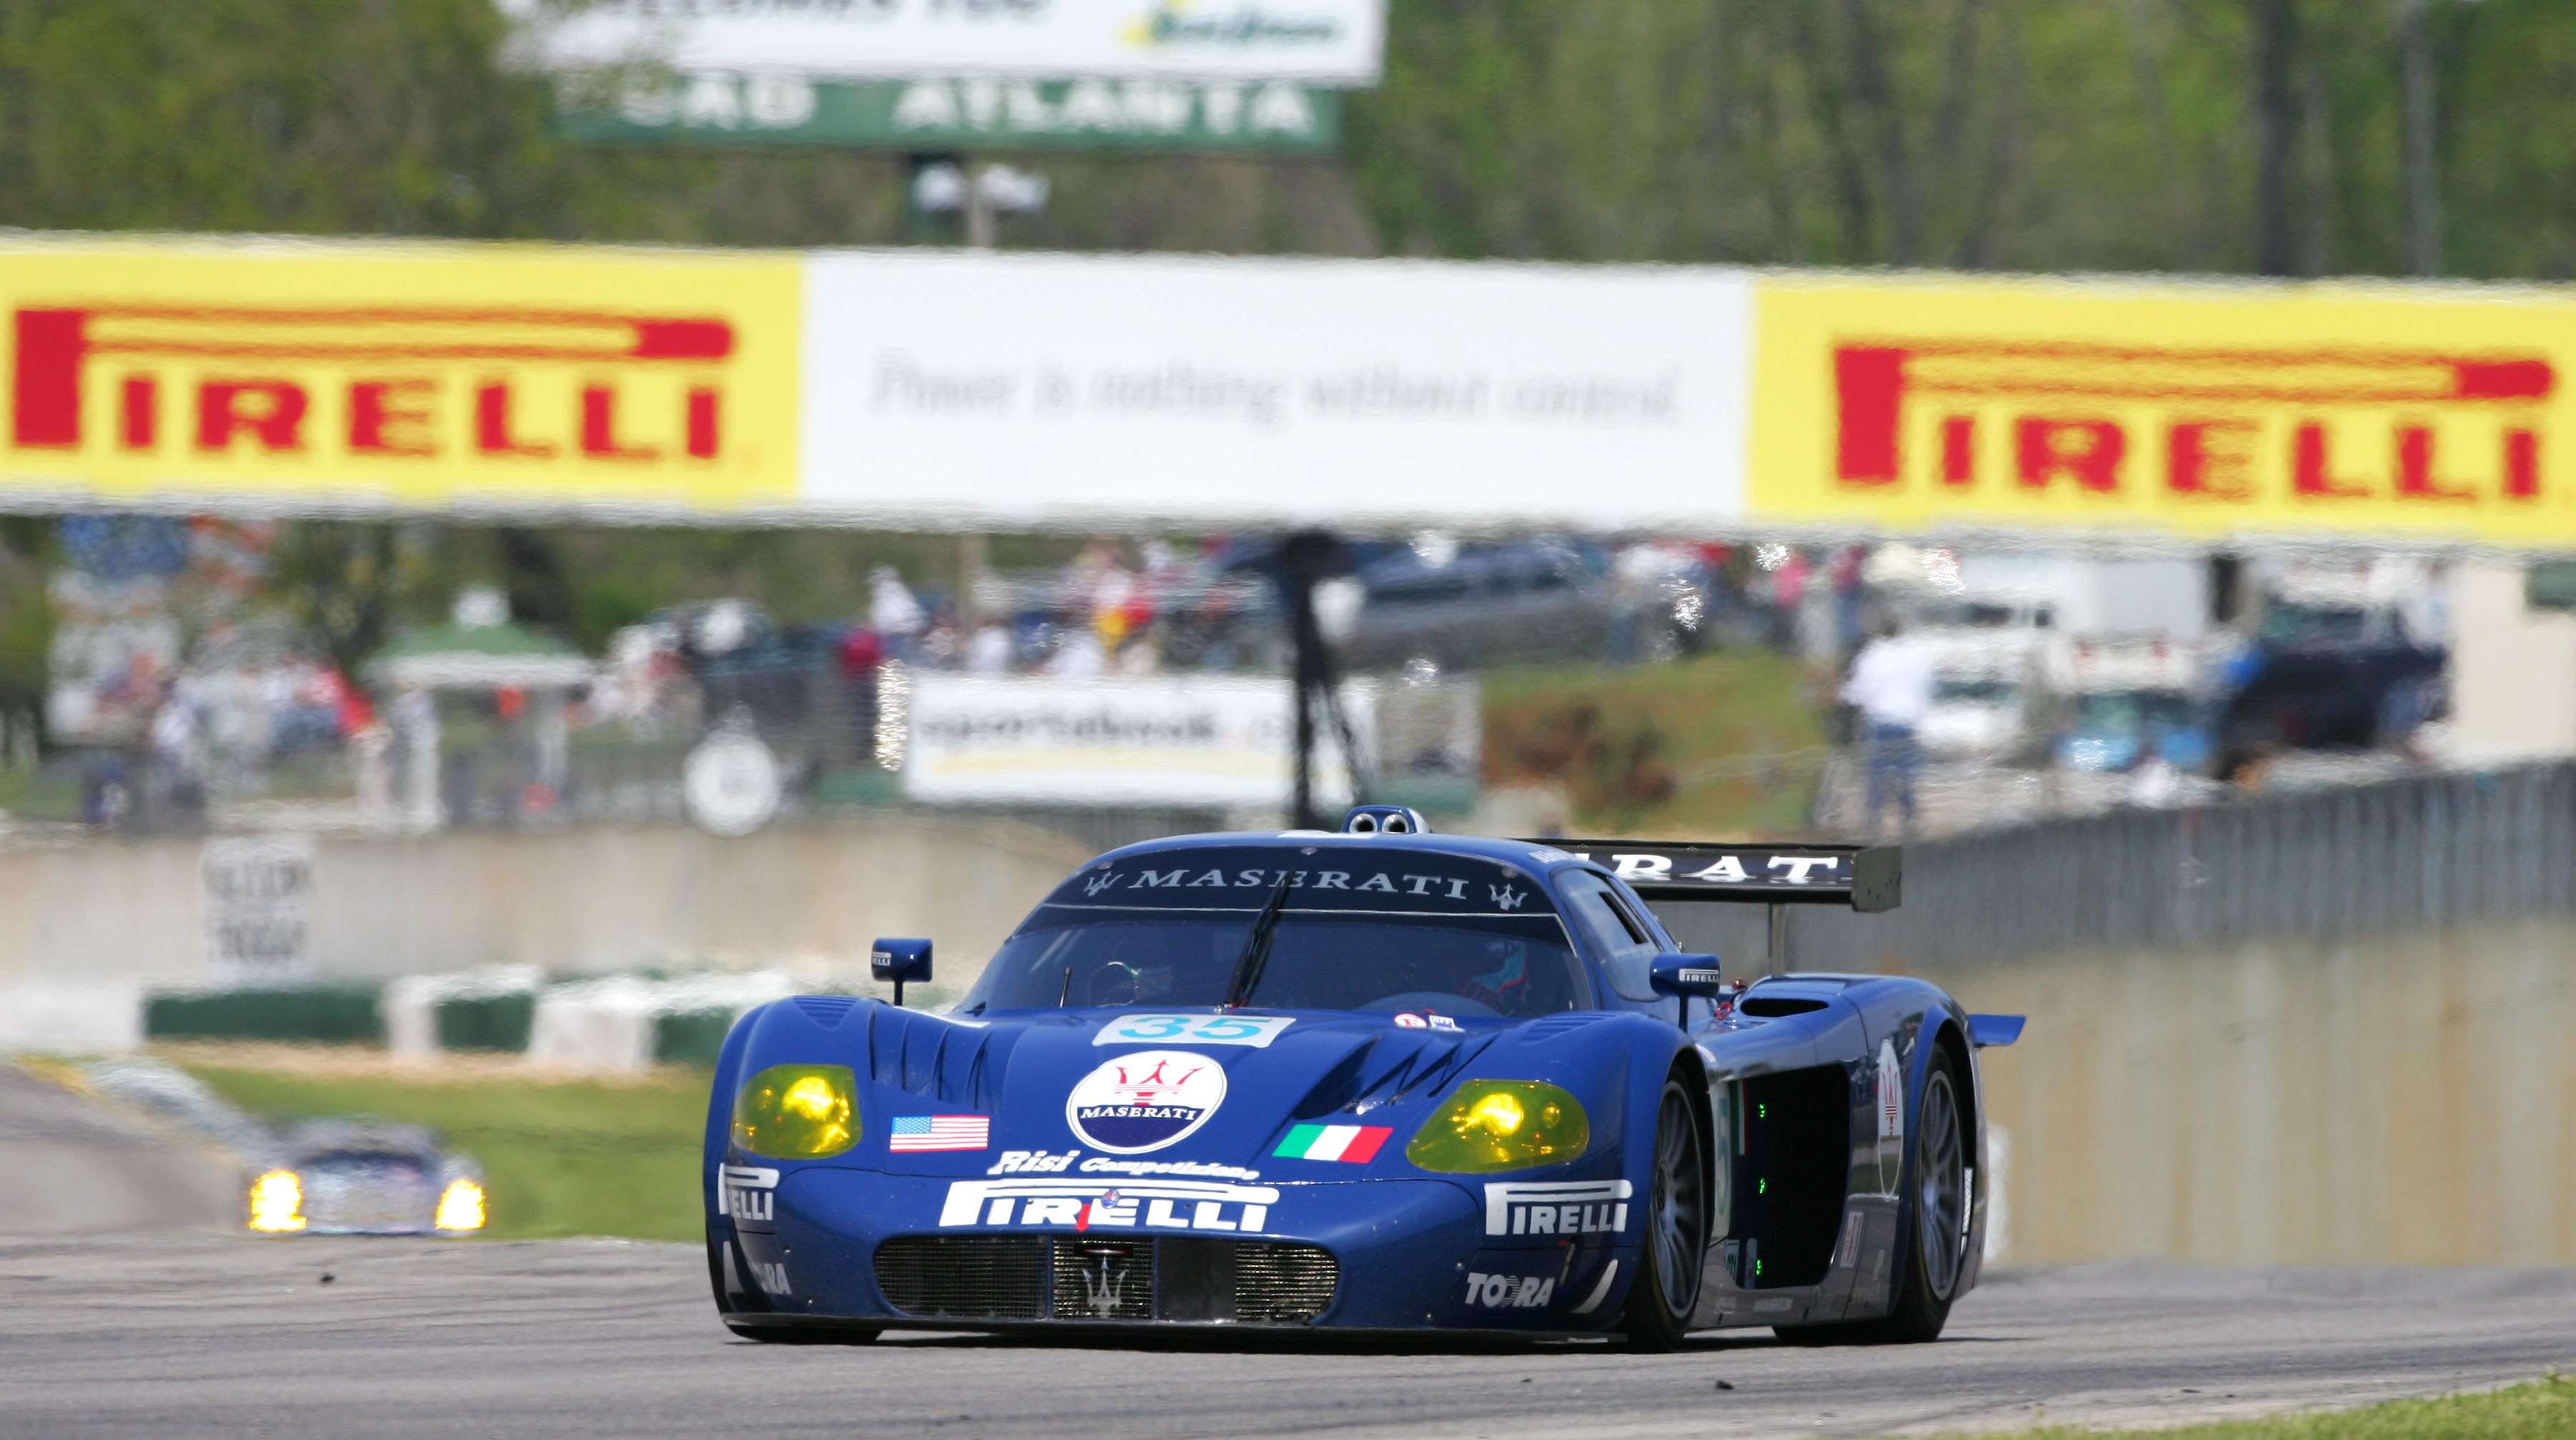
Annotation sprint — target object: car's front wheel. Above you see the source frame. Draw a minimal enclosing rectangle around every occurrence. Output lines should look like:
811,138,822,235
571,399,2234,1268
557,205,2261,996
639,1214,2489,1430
1618,1078,1708,1351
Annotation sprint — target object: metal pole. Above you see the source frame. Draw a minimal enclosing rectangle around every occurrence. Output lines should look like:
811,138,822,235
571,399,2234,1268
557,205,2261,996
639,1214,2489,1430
965,165,997,250
2399,0,2444,276
1767,901,1790,977
958,532,988,627
1274,530,1347,832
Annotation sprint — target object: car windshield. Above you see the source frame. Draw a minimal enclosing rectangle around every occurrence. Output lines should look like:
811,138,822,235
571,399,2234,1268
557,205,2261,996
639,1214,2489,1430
2260,602,2373,647
962,846,1584,1018
2073,689,2197,730
1933,677,2019,705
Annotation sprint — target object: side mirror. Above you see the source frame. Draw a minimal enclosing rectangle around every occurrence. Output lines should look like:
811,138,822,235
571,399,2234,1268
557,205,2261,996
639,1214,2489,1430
1649,952,1723,1027
872,937,933,1007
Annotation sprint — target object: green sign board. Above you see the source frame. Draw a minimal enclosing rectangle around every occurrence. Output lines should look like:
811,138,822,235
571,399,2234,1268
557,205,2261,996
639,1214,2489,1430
554,73,1340,155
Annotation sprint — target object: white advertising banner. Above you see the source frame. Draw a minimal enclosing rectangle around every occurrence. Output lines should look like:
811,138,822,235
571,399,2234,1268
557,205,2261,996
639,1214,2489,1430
903,673,1368,807
801,251,1755,533
504,0,1387,86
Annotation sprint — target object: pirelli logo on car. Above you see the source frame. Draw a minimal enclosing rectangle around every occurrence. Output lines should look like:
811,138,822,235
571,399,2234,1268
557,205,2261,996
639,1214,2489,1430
718,1164,778,1224
1484,1179,1631,1238
939,1178,1279,1234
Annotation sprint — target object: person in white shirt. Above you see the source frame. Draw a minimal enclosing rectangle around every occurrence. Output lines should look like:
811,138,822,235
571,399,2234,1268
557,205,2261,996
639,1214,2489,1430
869,565,925,655
1840,618,1936,834
963,622,1013,675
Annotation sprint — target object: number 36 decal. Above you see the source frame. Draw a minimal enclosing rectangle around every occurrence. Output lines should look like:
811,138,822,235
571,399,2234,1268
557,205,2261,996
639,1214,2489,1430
1093,1014,1297,1048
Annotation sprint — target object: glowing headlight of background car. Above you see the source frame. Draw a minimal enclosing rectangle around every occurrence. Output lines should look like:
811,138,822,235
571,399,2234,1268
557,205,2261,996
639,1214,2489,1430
730,1064,859,1160
248,1170,306,1232
1405,1079,1589,1172
435,1177,487,1232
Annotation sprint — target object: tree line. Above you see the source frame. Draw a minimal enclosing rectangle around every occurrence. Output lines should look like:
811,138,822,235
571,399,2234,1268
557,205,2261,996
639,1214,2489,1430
1,0,2571,713
2,0,2570,278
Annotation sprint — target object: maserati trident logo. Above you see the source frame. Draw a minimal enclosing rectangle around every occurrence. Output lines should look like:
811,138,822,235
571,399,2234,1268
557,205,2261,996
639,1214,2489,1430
1078,1253,1129,1318
1064,1049,1228,1154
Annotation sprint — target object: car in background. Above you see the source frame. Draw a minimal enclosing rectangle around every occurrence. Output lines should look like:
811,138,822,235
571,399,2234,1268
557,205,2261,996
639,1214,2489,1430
1918,663,2036,765
1339,536,1621,671
247,1120,488,1237
2215,580,2446,777
2050,639,2216,776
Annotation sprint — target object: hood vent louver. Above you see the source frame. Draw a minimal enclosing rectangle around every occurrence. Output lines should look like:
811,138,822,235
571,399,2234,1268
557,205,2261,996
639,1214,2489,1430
865,1002,1009,1111
1285,1029,1498,1122
1515,1013,1611,1042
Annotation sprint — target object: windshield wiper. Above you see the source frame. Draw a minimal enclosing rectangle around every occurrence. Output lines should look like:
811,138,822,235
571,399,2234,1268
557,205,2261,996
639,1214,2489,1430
1223,869,1297,1009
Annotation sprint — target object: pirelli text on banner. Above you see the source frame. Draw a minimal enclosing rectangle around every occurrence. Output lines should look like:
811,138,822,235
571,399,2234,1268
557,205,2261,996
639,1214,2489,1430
0,238,802,514
1750,275,2576,549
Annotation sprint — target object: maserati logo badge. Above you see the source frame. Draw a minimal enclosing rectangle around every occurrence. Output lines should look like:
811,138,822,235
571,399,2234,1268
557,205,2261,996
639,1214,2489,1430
1064,1049,1228,1154
1078,1253,1129,1318
1873,1038,1906,1197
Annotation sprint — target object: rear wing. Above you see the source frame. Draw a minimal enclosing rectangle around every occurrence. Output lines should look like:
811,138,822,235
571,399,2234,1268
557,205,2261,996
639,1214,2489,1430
1526,841,1901,913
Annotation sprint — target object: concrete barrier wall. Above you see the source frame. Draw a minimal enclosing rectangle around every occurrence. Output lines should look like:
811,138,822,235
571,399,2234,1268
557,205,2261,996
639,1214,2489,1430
0,816,1089,990
1921,917,2576,1268
6,812,2570,1268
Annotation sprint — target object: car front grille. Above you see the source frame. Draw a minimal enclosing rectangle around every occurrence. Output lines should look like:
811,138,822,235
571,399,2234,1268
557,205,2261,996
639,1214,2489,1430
872,1235,1048,1320
873,1236,1336,1326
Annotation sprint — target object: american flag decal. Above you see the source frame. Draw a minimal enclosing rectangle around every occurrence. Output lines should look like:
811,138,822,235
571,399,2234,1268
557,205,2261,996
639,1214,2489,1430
889,1115,991,1152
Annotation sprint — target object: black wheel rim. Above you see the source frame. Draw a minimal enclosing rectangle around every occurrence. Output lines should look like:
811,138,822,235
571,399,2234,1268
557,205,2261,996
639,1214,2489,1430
1648,1088,1705,1318
1916,1069,1967,1300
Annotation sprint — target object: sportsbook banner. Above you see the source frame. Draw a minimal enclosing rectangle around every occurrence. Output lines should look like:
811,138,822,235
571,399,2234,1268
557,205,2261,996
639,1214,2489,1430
0,234,801,514
1750,273,2576,549
902,674,1371,808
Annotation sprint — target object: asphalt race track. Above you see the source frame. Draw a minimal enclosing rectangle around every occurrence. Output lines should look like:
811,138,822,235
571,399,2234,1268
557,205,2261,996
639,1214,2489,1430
5,1071,2574,1440
3,1234,2573,1440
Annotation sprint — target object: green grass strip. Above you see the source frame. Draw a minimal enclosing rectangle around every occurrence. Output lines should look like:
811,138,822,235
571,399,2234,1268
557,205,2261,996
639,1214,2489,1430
180,1059,711,1243
1908,1376,2576,1440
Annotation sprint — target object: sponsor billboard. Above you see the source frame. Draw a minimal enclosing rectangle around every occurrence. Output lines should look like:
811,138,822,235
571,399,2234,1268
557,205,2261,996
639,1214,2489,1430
502,0,1387,87
0,235,801,515
800,251,1755,533
902,673,1370,808
553,72,1339,153
7,230,2576,553
1750,273,2576,549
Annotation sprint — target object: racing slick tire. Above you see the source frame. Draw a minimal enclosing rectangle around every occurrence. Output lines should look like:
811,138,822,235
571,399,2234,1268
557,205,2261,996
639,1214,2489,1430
1775,1042,1969,1346
1618,1077,1709,1352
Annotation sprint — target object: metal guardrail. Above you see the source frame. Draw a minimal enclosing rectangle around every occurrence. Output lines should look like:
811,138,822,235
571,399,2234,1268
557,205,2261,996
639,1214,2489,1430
1785,761,2576,970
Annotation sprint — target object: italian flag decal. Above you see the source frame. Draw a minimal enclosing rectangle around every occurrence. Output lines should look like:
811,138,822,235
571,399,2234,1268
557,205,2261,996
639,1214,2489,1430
1274,1124,1392,1163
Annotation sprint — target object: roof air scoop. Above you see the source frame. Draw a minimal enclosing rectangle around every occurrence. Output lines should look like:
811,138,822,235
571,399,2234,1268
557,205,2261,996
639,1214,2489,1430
1340,805,1428,836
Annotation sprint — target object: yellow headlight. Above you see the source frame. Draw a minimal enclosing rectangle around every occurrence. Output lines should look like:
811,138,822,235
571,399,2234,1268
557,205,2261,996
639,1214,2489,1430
435,1178,487,1233
1405,1079,1589,1173
731,1064,860,1160
248,1170,306,1233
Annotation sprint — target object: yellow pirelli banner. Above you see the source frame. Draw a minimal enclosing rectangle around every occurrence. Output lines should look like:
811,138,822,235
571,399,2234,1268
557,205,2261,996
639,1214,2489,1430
8,231,2576,549
1750,273,2576,548
0,235,801,513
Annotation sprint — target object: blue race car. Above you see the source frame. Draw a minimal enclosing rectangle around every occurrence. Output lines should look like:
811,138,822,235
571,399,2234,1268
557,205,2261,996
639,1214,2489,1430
703,806,2021,1348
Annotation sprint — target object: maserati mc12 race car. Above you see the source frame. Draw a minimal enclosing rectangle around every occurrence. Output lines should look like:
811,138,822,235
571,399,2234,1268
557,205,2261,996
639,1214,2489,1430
703,806,2021,1348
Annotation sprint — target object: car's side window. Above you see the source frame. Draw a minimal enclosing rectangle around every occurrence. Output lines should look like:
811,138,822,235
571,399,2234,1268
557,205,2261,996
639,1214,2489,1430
1558,871,1662,1003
